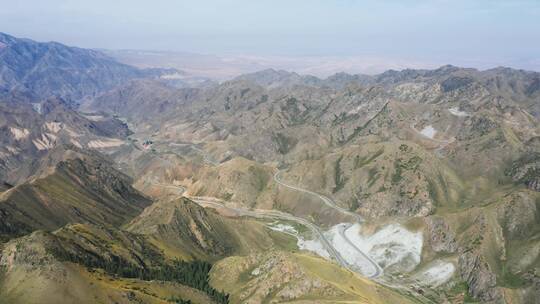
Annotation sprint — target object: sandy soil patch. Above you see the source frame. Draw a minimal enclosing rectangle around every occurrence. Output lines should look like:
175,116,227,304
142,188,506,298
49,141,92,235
9,127,30,140
87,138,125,148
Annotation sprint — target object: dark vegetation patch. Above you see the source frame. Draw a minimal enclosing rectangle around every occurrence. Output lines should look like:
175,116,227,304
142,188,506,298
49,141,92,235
392,156,422,185
272,132,298,155
51,246,229,304
168,297,193,304
333,155,347,193
353,148,384,170
441,76,474,92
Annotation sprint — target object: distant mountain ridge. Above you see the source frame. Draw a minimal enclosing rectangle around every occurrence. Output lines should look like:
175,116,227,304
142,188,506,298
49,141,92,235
234,65,540,96
0,32,180,104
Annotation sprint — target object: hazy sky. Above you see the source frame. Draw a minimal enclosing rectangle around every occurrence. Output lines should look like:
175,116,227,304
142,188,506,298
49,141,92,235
1,0,539,70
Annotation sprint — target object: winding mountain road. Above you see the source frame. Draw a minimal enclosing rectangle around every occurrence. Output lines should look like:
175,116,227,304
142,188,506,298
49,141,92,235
149,181,363,275
274,171,363,222
338,223,384,277
274,170,383,278
152,144,383,278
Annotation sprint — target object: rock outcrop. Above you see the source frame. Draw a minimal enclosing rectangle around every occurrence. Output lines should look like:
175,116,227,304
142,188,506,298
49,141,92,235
458,251,504,303
425,216,458,253
507,153,540,192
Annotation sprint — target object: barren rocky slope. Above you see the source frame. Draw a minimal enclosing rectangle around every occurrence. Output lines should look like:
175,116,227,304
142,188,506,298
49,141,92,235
0,95,133,185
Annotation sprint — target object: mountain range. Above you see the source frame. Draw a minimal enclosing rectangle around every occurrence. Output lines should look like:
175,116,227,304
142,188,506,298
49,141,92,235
0,32,539,304
0,32,186,105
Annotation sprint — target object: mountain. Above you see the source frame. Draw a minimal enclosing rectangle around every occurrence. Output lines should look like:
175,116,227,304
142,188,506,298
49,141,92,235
0,95,132,185
81,79,202,129
233,68,323,89
0,150,151,241
89,65,539,175
0,224,219,304
127,197,242,260
0,32,179,104
2,194,417,304
126,194,319,261
210,250,417,304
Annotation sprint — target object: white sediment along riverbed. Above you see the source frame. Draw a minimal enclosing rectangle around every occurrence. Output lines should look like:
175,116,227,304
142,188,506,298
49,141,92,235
269,221,424,275
339,223,423,273
267,222,331,259
413,260,455,287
